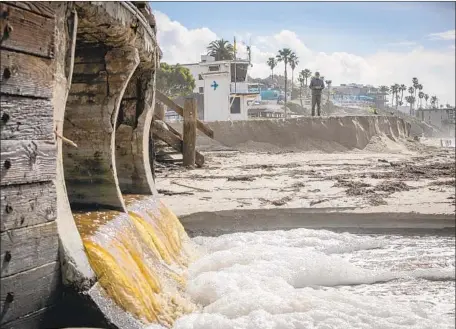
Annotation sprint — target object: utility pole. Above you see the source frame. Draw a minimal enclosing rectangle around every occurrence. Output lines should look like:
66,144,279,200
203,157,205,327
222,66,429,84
234,36,237,94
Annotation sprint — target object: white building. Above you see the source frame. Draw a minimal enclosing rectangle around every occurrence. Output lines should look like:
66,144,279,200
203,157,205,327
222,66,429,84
183,55,260,122
416,107,455,136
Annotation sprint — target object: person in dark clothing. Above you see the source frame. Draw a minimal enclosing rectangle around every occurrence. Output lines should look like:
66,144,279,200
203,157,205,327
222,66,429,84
309,72,325,116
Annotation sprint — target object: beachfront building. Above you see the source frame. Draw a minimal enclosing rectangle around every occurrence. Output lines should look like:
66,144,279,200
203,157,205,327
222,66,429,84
332,84,386,109
248,103,285,119
182,55,261,121
416,107,456,136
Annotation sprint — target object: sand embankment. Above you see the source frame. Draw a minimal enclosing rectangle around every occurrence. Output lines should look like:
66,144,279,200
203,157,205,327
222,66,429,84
170,116,411,153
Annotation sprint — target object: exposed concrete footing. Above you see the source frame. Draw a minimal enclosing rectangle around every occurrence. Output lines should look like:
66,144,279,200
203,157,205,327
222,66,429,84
64,44,139,211
180,208,456,237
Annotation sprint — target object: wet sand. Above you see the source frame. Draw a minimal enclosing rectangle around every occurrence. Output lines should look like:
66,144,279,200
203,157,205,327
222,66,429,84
155,142,455,236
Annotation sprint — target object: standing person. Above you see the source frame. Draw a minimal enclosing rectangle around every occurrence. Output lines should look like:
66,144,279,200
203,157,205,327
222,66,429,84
309,72,325,116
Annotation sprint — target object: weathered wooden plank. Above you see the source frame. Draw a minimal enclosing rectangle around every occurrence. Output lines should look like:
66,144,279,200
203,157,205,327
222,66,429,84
154,102,165,120
155,90,214,138
183,97,197,167
0,306,55,329
152,121,181,152
0,96,54,140
0,3,55,58
166,123,183,139
0,182,56,232
152,120,204,167
153,108,182,139
3,2,54,19
0,49,53,98
0,140,56,186
0,221,59,277
0,262,61,325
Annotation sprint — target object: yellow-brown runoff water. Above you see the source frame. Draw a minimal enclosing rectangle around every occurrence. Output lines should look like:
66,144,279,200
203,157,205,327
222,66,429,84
73,196,199,327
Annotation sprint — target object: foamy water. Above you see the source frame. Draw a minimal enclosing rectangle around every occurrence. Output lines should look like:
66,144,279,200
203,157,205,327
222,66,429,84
148,229,455,329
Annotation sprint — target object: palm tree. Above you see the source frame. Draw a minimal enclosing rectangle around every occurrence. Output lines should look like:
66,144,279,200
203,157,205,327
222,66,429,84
430,95,438,108
424,94,429,108
276,48,294,118
408,86,415,115
379,85,390,106
399,84,407,106
390,84,399,108
207,39,234,61
301,69,312,98
302,69,312,86
267,57,277,85
289,53,299,99
405,95,416,113
325,79,332,109
418,91,424,109
412,78,419,110
298,72,305,107
416,84,423,110
390,84,396,107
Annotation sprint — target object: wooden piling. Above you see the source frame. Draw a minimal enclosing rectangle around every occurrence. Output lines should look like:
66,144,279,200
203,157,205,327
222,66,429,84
151,120,204,167
155,102,165,121
182,97,197,167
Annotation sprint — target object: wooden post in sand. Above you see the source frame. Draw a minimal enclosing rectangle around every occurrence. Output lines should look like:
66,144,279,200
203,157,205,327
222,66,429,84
183,97,197,167
155,102,165,120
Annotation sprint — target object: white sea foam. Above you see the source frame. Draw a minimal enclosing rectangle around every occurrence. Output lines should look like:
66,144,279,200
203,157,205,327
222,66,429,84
147,229,455,329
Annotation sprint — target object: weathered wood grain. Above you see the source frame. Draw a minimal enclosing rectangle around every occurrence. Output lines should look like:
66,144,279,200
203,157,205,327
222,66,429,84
0,221,59,277
0,306,55,329
0,262,61,325
0,3,55,58
0,96,54,140
0,140,56,186
155,90,214,138
0,49,53,99
152,120,204,167
0,182,56,232
3,2,54,19
166,122,183,139
3,305,59,329
154,102,165,121
183,97,197,167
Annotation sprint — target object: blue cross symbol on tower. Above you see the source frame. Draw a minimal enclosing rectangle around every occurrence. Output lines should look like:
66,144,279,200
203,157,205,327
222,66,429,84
211,81,219,90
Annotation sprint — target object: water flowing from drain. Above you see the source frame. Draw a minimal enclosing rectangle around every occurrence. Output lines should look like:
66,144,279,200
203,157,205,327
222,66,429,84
74,201,455,329
73,197,199,327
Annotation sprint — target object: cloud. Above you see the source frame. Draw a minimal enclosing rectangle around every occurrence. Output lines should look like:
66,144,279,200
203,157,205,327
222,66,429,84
428,29,456,41
385,41,418,47
154,11,217,64
154,11,456,105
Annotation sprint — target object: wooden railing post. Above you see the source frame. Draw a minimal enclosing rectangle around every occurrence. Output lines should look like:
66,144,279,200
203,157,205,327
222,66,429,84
183,97,197,167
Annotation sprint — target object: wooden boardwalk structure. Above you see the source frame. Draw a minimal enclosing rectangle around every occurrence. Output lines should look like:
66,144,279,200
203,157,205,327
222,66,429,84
152,90,213,168
0,2,201,328
1,2,61,328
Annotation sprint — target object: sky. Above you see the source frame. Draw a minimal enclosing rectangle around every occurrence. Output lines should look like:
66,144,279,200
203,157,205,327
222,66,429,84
151,1,456,105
